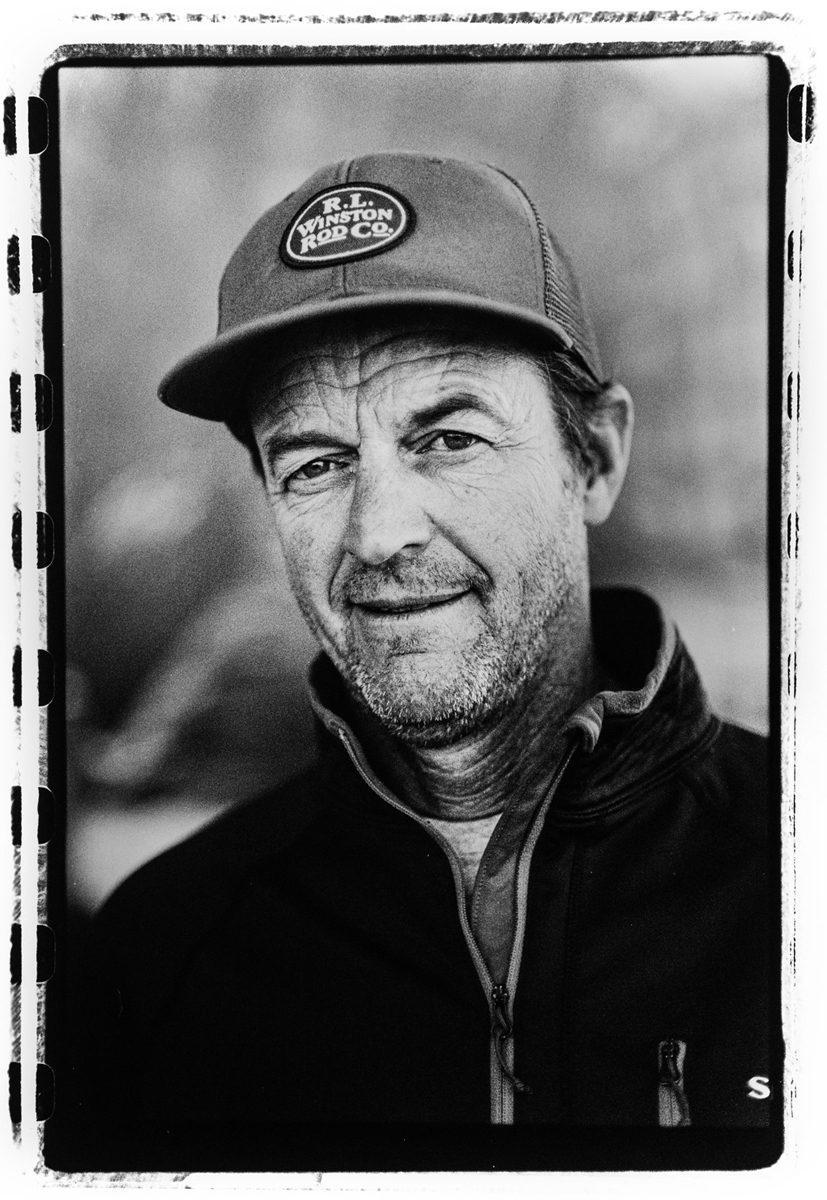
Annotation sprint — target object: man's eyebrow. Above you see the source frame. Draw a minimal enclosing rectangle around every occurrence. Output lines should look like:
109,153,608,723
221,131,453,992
400,393,506,434
258,394,506,464
259,428,350,466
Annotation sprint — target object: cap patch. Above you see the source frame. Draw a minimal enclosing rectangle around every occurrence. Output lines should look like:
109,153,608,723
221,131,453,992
280,183,413,269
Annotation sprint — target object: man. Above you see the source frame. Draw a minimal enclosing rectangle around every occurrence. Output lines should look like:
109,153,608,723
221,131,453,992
77,154,773,1145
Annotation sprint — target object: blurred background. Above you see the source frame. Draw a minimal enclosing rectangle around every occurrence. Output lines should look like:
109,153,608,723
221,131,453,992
59,57,769,915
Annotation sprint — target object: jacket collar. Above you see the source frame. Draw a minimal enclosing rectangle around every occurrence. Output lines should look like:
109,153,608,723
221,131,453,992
553,589,718,824
307,588,717,825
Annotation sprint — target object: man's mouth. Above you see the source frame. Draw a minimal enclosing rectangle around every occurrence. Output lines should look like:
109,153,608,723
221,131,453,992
351,590,470,616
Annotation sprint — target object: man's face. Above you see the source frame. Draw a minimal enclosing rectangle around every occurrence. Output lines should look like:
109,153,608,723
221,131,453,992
248,319,591,746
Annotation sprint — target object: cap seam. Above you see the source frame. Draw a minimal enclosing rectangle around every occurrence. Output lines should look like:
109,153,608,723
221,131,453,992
328,157,350,297
338,157,354,297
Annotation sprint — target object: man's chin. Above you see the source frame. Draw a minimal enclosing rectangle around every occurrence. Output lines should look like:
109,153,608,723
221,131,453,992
380,711,499,750
348,658,507,748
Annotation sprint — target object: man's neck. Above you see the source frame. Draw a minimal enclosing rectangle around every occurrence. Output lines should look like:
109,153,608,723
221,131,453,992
348,624,601,822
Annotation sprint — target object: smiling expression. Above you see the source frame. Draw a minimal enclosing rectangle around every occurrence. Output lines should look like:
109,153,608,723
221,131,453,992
247,317,592,746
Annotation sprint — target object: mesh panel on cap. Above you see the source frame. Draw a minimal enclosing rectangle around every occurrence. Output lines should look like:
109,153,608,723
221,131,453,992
543,225,603,383
491,166,603,382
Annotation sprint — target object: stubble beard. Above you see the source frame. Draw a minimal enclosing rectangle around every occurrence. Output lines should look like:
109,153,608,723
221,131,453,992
334,546,585,749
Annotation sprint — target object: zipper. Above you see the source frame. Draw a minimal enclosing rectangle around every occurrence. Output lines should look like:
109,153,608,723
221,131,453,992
658,1038,691,1127
491,983,531,1094
328,713,579,1126
486,735,579,1121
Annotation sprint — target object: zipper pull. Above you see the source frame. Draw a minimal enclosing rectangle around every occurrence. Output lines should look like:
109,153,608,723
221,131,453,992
491,984,532,1095
658,1038,691,1127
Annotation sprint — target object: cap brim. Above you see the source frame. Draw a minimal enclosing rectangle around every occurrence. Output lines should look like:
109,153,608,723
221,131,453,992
158,290,590,421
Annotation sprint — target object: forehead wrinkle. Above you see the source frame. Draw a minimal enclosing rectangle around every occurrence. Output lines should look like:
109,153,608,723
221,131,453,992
248,323,542,440
250,355,357,437
252,326,431,400
280,323,510,385
349,344,521,422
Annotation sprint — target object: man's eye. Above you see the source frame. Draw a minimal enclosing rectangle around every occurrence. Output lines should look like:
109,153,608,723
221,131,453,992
421,431,480,453
284,457,348,492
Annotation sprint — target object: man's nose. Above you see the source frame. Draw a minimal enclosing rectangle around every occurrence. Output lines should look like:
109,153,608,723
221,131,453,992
343,460,432,566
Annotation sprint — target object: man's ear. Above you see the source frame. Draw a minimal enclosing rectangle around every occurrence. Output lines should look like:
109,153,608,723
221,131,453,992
581,383,634,527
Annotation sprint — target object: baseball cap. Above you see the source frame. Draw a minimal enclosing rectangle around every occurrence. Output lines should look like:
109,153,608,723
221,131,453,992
158,153,604,420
